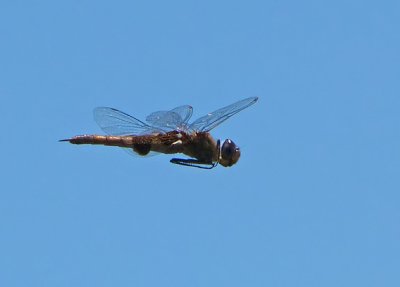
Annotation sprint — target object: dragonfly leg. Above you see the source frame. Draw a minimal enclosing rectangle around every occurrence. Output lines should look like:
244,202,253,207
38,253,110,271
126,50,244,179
170,158,218,169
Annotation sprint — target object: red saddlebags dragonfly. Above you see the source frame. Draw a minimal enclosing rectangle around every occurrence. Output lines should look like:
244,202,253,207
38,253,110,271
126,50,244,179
60,97,258,169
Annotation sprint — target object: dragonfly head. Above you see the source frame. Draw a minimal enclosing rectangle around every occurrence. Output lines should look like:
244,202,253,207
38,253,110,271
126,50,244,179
219,139,241,167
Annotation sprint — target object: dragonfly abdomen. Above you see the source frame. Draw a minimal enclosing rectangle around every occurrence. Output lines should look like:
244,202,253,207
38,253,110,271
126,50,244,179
60,135,153,156
60,135,138,147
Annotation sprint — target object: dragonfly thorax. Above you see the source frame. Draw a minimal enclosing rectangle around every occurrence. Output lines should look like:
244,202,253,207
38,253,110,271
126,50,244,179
219,139,241,167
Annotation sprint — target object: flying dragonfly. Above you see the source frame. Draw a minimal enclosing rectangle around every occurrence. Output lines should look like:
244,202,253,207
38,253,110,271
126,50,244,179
60,97,258,169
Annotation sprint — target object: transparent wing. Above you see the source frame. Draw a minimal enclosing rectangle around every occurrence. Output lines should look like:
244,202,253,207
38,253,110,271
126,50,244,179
189,97,258,132
93,107,163,136
146,105,193,131
121,147,161,157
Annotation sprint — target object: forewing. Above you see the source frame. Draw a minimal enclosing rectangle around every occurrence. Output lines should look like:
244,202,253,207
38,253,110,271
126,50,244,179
189,97,258,132
146,105,193,131
93,107,162,136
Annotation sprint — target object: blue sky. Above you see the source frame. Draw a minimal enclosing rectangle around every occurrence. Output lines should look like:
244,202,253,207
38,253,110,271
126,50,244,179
1,0,399,286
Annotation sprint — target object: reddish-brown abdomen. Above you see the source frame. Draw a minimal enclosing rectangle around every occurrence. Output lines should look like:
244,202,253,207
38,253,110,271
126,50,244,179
63,135,135,147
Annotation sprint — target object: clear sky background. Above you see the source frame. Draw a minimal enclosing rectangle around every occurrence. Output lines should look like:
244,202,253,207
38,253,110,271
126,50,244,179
1,1,399,286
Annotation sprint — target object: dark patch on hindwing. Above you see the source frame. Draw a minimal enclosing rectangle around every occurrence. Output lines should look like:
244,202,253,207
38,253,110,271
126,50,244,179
133,144,151,156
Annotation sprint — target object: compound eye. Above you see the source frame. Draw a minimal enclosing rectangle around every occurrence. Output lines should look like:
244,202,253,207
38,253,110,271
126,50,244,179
220,139,241,166
221,139,236,159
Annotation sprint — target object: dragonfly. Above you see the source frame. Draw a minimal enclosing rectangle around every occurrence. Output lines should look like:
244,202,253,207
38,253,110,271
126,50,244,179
60,97,258,169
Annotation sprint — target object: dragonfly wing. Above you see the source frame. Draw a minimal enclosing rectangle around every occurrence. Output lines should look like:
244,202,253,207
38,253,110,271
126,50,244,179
189,97,258,132
171,105,193,124
146,105,193,131
121,147,161,157
93,107,163,136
